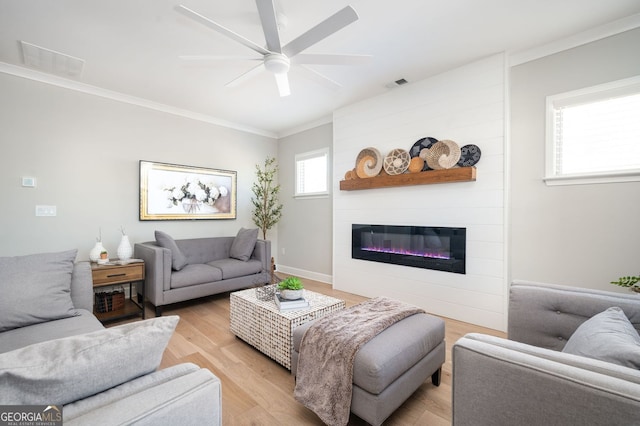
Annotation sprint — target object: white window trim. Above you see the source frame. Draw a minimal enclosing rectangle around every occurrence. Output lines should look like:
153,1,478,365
544,75,640,186
295,147,330,198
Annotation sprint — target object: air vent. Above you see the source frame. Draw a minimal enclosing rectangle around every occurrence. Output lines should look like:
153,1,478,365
20,41,85,79
385,78,409,89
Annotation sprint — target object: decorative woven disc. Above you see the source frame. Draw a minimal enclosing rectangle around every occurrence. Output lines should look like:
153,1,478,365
345,169,356,180
408,156,425,173
409,137,438,157
457,144,482,167
424,140,461,169
383,148,411,175
355,147,383,178
439,140,462,169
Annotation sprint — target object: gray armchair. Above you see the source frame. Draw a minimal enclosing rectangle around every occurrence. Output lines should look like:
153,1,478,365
452,280,640,426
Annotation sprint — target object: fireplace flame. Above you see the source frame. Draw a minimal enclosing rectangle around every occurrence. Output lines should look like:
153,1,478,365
361,246,451,260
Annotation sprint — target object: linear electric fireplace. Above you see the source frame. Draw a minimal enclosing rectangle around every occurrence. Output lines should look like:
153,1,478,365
352,224,466,274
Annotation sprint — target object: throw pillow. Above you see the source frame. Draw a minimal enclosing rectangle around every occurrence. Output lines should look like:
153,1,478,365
0,315,179,405
230,227,259,262
155,230,188,271
0,250,79,332
562,307,640,369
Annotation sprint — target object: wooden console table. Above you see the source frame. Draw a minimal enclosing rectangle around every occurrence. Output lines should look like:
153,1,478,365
91,262,145,323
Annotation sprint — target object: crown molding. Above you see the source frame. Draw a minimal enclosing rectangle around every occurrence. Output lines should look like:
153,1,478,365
0,62,278,139
509,13,640,67
277,114,332,138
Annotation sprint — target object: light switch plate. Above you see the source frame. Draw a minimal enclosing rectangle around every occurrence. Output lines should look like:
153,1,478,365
22,177,36,187
35,205,56,216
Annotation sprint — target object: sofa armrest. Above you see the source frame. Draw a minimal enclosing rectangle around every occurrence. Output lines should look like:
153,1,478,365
252,239,271,274
134,242,172,307
70,261,93,312
64,363,221,426
452,333,640,426
508,280,640,351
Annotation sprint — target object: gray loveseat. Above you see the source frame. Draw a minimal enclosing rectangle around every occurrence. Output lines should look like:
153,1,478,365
0,251,221,425
452,280,640,426
135,230,271,316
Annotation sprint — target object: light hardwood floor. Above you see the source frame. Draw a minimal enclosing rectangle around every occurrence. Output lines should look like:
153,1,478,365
116,278,505,425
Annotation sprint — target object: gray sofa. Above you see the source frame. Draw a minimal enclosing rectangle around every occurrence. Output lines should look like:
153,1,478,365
452,280,640,426
0,251,221,425
135,231,271,316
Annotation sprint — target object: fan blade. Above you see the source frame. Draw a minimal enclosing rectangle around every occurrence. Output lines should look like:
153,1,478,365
255,0,282,53
274,72,291,97
175,5,270,56
282,6,358,57
225,63,266,88
292,53,371,66
297,65,342,90
179,55,262,61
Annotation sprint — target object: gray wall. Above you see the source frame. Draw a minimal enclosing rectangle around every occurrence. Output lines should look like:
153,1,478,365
277,123,333,283
0,73,277,259
510,27,640,292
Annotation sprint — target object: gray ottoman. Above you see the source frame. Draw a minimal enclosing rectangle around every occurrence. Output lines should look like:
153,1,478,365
292,312,445,426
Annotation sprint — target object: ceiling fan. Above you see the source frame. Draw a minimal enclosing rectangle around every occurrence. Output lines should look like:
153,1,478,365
175,1,370,97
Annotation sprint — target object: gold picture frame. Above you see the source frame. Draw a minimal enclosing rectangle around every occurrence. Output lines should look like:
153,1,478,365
139,160,237,220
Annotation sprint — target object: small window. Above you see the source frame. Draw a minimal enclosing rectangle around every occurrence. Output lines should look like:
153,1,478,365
295,148,329,197
545,75,640,185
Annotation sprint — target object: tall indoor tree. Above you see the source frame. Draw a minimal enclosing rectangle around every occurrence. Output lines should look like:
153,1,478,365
251,157,283,240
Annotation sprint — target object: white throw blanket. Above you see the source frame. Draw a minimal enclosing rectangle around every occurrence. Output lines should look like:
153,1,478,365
293,297,424,426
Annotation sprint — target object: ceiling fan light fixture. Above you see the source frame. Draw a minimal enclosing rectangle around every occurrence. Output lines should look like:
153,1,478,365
274,72,291,97
264,53,290,75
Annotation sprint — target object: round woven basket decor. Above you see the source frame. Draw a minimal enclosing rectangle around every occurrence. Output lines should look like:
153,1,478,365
457,144,482,167
408,156,425,173
355,147,383,178
424,140,461,169
409,137,438,158
383,148,411,175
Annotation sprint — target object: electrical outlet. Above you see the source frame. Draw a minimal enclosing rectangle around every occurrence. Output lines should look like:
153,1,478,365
35,205,56,216
282,247,285,255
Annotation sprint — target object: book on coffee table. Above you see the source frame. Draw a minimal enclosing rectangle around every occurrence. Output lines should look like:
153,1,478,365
275,293,310,311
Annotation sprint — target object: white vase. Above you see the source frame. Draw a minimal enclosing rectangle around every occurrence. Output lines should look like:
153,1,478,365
117,235,133,260
90,241,105,262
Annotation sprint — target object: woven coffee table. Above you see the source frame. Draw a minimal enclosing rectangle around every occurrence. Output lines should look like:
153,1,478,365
230,287,345,370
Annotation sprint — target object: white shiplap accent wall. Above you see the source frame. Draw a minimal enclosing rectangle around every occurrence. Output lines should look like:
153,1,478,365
333,54,507,331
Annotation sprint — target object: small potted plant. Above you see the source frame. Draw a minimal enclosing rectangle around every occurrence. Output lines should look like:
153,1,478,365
98,250,109,264
278,276,304,300
611,274,640,293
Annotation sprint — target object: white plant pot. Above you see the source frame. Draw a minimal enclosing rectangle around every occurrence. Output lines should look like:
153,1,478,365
280,289,303,300
117,235,133,260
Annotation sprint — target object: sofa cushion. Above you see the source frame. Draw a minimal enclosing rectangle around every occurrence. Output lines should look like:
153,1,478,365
208,258,263,280
170,264,223,289
563,307,640,369
230,227,258,261
0,309,103,355
155,230,188,271
0,250,79,332
0,315,179,405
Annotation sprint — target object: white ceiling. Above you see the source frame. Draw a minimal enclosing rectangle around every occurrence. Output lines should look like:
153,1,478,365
2,0,640,137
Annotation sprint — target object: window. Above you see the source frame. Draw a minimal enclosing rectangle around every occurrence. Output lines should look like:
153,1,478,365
545,75,640,185
295,148,329,197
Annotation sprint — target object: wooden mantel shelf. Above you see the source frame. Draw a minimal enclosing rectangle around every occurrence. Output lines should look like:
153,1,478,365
339,166,476,191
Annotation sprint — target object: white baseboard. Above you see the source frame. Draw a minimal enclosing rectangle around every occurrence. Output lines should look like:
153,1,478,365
275,264,333,285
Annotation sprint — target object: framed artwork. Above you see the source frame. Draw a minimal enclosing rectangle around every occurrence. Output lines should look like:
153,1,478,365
139,160,237,220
